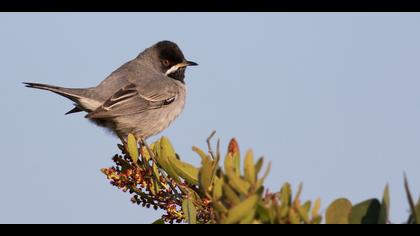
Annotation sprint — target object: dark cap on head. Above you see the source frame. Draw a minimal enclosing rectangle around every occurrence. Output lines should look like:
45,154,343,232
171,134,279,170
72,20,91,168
154,41,186,64
137,40,198,83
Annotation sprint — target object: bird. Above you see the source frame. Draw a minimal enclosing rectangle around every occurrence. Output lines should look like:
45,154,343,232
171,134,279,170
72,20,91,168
24,40,198,143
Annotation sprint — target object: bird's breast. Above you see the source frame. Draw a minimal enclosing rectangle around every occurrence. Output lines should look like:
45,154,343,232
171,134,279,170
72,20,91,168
138,84,187,139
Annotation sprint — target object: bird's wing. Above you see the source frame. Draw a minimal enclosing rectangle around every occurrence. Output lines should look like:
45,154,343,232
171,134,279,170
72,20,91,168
86,82,178,119
126,64,182,102
94,59,180,101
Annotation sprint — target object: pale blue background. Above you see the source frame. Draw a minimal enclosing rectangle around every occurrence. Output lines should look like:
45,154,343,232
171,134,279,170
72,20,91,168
1,13,419,224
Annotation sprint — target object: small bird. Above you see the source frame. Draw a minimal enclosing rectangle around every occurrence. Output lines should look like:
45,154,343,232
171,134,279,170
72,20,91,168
24,40,198,142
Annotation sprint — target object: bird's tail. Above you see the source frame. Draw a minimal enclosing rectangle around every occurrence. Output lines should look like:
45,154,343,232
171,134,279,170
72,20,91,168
24,82,82,101
23,82,98,114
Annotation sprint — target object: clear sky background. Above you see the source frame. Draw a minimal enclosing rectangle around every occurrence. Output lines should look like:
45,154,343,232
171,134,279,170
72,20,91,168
1,13,420,224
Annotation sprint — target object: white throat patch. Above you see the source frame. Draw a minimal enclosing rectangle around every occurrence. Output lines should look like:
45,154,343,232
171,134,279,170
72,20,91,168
165,64,181,76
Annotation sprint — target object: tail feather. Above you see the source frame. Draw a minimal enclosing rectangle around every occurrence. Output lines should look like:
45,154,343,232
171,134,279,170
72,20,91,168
23,82,101,114
65,106,83,115
23,82,83,101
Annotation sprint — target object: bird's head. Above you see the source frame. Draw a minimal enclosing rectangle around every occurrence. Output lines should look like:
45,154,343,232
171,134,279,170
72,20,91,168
148,40,198,83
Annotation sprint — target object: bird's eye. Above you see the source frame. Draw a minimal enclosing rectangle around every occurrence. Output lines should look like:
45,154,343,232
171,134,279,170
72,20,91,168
162,59,170,67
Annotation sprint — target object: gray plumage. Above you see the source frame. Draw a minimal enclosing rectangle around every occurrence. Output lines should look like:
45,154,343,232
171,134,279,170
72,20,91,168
24,40,198,141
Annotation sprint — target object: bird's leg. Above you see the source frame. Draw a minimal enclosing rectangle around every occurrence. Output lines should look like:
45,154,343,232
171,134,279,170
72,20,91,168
135,138,151,171
140,138,154,159
138,138,149,164
140,138,159,172
117,134,126,145
138,138,145,149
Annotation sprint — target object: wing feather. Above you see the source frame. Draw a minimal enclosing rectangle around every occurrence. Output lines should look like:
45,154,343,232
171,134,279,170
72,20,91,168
86,82,178,119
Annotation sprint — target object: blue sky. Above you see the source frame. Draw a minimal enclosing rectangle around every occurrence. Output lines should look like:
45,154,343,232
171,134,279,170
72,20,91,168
1,13,420,223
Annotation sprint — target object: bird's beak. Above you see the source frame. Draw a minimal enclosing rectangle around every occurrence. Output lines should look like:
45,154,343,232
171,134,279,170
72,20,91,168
165,60,198,76
186,60,198,66
179,60,198,67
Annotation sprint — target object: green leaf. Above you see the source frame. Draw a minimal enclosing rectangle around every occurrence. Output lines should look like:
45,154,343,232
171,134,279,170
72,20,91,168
239,209,256,224
222,183,241,205
255,161,271,190
152,179,160,195
404,174,419,224
127,134,138,164
349,199,381,224
155,137,181,183
233,152,241,178
190,188,203,204
254,157,264,176
302,201,311,214
280,183,292,207
212,176,224,200
222,195,259,224
141,144,154,163
293,183,303,205
296,202,310,224
151,138,160,156
192,146,209,162
151,218,165,224
244,150,256,185
224,153,235,177
277,204,289,221
288,208,301,224
326,198,352,224
168,153,199,185
149,180,156,195
150,163,161,194
152,163,161,181
182,198,197,224
257,203,274,224
225,153,250,195
378,184,390,224
311,216,322,224
311,198,321,219
227,175,250,196
177,185,200,203
199,156,214,194
213,200,229,214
